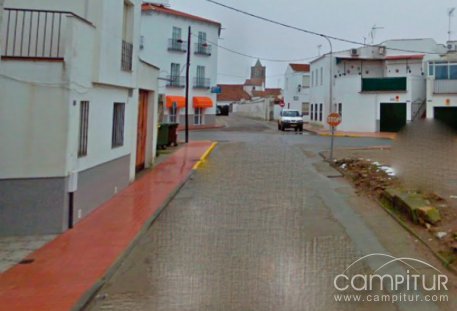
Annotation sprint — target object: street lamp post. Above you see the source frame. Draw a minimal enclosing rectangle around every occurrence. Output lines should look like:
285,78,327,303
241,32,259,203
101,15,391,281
321,35,333,114
321,35,336,162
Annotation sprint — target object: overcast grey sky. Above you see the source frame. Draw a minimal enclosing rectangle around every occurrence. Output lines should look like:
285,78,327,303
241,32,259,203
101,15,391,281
169,0,457,88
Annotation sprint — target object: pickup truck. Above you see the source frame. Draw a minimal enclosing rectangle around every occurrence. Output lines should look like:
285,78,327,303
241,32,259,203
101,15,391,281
278,109,304,132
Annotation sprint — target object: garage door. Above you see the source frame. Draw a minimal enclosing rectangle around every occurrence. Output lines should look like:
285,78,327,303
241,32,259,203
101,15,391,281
380,103,406,132
434,107,457,132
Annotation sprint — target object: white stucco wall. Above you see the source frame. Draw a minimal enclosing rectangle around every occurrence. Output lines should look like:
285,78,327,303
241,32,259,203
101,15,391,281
140,9,219,122
0,61,69,178
233,99,272,121
0,0,4,67
425,57,457,119
1,0,148,181
283,65,310,117
310,41,439,132
309,55,332,128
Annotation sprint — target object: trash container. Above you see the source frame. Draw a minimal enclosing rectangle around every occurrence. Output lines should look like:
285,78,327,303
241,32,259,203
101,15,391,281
157,124,169,149
168,123,179,146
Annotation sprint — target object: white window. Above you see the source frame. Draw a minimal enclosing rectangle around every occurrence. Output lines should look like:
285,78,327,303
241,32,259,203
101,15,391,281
315,69,318,86
302,76,310,88
170,63,181,86
320,67,323,85
198,31,207,44
196,65,206,87
112,103,125,148
302,102,310,116
78,101,89,157
172,26,182,41
169,105,178,123
194,108,204,125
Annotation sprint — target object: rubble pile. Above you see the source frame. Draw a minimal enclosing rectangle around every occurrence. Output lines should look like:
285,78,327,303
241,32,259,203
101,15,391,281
335,158,398,197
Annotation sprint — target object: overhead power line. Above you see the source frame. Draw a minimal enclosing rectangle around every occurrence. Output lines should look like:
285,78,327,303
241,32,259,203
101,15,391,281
206,0,442,55
191,32,318,62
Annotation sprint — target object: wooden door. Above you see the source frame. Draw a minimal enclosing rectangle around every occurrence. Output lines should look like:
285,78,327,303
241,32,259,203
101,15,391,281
136,91,148,171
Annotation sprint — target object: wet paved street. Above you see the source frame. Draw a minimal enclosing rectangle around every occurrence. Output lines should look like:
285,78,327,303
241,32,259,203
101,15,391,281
86,116,456,311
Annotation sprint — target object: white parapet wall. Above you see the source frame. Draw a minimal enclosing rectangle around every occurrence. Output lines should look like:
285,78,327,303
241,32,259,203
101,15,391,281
232,98,274,121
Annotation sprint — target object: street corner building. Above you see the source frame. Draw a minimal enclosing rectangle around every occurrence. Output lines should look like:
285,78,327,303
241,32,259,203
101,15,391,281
283,63,311,122
309,39,453,133
0,0,160,236
141,2,221,127
425,41,457,132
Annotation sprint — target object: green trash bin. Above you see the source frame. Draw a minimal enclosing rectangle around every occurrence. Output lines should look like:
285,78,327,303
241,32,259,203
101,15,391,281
168,123,179,147
157,124,170,149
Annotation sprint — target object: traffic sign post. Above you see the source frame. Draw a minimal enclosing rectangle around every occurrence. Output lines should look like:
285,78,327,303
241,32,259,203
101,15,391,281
327,113,341,162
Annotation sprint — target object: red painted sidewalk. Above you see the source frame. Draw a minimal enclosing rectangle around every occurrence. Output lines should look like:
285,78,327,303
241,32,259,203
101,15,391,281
0,141,214,311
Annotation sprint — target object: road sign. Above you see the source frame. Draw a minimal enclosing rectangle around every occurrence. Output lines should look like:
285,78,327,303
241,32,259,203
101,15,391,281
327,113,341,127
279,100,285,108
211,86,221,94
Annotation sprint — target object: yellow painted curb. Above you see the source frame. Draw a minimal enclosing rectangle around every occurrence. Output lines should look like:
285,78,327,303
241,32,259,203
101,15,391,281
193,142,218,170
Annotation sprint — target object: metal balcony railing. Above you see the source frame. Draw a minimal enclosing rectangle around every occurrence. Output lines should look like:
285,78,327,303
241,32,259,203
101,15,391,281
434,79,457,94
166,75,186,88
1,8,88,59
193,77,210,89
361,77,407,92
168,39,187,52
194,43,211,56
121,40,133,71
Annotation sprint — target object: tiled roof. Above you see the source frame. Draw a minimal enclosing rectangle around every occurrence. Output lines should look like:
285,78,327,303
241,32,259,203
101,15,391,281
217,84,251,102
142,3,221,29
244,78,264,86
252,88,282,100
289,64,310,72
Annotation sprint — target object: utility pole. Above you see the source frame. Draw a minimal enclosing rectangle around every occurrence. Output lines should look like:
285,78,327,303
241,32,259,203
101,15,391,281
185,26,191,143
448,8,455,42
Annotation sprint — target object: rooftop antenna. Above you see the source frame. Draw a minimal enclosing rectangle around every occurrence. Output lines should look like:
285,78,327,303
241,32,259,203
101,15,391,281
369,25,384,44
448,8,455,41
317,44,322,56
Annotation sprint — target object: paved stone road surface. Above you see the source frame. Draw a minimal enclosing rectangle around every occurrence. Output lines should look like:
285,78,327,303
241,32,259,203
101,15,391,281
86,116,456,311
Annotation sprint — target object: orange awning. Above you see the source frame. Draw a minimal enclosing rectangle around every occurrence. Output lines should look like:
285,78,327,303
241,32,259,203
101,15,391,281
193,97,213,109
166,96,186,109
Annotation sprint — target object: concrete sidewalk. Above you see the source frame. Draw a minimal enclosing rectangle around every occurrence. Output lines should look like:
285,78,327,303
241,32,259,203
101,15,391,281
0,141,216,311
303,123,397,140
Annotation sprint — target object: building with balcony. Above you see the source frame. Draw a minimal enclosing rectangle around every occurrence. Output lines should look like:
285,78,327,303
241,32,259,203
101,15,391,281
0,0,160,236
284,63,311,121
425,44,457,131
310,39,446,132
140,3,221,126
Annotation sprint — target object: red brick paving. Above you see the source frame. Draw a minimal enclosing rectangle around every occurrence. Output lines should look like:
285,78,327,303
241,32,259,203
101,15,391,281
0,141,213,311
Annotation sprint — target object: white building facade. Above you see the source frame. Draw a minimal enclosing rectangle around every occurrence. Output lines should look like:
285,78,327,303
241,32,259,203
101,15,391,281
284,63,310,121
0,0,160,236
425,42,457,132
140,3,220,126
310,39,446,132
